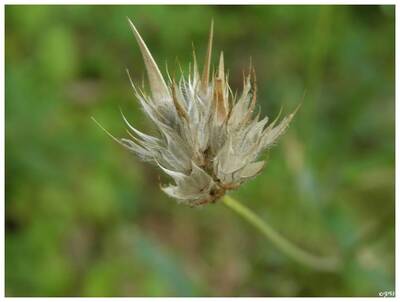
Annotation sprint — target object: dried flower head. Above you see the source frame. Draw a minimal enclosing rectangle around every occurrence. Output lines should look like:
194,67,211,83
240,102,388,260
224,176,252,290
95,19,298,206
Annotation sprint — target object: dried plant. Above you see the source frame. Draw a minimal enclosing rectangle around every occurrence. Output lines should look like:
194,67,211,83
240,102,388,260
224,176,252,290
95,19,297,206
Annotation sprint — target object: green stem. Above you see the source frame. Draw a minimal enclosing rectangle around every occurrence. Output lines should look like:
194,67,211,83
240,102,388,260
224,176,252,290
222,195,341,272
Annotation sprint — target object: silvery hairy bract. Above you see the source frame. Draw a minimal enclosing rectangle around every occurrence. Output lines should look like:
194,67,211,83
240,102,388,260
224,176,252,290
95,19,298,206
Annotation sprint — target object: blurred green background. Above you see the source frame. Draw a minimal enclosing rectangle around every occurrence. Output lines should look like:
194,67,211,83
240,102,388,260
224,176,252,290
5,5,395,297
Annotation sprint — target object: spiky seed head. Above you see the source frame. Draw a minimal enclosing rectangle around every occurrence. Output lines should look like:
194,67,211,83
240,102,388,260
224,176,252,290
98,19,298,206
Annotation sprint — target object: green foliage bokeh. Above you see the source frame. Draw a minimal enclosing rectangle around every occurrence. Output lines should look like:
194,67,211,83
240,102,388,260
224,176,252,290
5,5,394,297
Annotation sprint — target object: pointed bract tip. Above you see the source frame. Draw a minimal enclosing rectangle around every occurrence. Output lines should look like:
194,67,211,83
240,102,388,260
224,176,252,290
127,18,169,102
291,102,302,117
91,117,124,146
218,51,224,78
200,20,214,95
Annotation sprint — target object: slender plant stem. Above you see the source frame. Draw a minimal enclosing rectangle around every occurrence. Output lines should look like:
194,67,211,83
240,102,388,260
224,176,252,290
222,195,341,272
